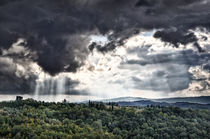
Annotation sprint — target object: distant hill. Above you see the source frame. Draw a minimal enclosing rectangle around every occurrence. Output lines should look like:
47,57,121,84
152,96,210,104
101,96,210,109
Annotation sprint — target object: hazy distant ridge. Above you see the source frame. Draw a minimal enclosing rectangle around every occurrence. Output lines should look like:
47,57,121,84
100,96,210,109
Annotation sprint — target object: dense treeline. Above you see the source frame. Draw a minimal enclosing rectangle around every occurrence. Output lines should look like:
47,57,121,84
0,99,210,139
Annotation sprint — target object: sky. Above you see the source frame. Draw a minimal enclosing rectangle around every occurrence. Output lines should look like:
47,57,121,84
0,0,209,100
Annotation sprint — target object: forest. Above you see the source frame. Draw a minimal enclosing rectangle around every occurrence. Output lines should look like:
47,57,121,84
0,99,210,139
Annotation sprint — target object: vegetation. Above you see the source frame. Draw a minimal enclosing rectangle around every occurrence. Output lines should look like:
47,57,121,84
0,99,210,139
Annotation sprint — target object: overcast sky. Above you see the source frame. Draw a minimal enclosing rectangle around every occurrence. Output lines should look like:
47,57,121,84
0,0,209,99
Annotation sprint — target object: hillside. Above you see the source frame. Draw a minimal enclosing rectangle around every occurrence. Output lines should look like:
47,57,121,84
0,99,210,139
153,96,210,104
100,96,210,109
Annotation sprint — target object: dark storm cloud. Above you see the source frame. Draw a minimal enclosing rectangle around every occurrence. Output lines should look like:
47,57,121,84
0,0,210,94
88,39,124,53
153,28,205,52
135,0,200,7
0,56,36,94
1,0,210,74
153,29,197,47
135,0,210,49
135,0,157,7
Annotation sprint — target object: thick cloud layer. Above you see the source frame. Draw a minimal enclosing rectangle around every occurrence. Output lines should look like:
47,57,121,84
0,0,210,96
124,48,210,92
55,29,208,99
0,56,36,94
